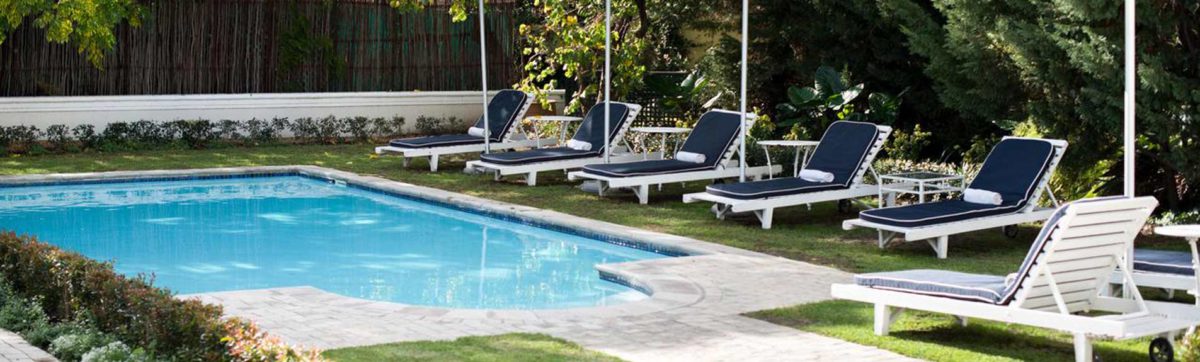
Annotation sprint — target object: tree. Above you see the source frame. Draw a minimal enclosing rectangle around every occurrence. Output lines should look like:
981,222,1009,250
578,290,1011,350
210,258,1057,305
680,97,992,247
880,0,1199,210
0,0,146,67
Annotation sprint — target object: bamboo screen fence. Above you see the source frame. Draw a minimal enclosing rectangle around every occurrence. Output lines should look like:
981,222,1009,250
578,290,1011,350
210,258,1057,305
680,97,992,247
0,0,524,96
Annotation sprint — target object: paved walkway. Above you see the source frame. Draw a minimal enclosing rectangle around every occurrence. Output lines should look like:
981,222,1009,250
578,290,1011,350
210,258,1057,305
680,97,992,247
0,329,55,362
194,253,915,361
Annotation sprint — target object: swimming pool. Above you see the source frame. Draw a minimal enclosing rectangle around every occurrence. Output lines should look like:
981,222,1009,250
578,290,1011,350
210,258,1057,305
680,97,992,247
0,174,672,309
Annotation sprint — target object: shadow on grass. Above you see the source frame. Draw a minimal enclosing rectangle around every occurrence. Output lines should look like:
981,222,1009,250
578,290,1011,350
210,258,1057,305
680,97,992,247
748,300,1149,362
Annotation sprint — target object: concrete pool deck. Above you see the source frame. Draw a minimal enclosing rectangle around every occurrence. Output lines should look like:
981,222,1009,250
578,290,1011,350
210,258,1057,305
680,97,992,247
3,166,914,361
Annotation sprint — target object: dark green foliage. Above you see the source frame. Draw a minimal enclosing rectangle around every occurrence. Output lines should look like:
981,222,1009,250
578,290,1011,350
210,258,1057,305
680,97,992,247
71,125,99,150
774,66,904,139
879,0,1199,209
170,120,216,149
0,125,41,154
370,117,406,141
0,232,230,360
344,117,372,143
316,116,344,144
216,120,243,143
243,118,286,145
43,125,73,152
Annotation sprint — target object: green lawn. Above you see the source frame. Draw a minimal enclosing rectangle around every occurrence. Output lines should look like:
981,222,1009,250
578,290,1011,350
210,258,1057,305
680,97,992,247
2,144,1187,361
748,301,1154,362
322,334,622,362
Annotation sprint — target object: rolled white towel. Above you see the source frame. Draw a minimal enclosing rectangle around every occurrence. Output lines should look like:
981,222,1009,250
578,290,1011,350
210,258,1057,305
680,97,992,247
566,139,592,151
675,151,707,164
468,127,488,138
963,188,1003,205
799,169,835,183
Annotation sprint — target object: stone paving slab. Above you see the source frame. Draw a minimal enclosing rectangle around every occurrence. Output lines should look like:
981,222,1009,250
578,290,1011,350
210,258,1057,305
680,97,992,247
0,329,55,362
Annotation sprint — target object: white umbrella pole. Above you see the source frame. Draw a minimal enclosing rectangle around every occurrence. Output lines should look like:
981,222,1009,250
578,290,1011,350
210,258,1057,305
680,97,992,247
603,0,612,164
1123,0,1136,197
737,0,748,182
479,0,491,154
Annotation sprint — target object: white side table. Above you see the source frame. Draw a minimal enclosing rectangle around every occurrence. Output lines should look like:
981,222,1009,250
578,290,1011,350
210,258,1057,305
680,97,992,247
879,172,965,205
526,115,583,147
758,140,820,179
630,127,692,160
1155,225,1200,301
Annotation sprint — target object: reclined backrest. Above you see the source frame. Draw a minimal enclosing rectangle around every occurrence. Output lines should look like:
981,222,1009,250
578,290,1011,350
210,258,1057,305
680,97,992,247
571,102,637,154
997,196,1156,313
968,138,1058,207
803,121,885,186
677,110,748,168
471,90,531,141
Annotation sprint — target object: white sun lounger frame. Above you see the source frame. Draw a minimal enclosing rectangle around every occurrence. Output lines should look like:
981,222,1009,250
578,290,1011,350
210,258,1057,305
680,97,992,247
833,196,1200,362
373,91,538,172
565,110,780,204
841,137,1069,259
464,103,647,186
681,124,893,229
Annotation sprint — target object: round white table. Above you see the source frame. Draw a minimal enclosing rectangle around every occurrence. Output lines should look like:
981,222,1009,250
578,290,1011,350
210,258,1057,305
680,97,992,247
526,115,583,147
630,127,692,160
758,140,820,178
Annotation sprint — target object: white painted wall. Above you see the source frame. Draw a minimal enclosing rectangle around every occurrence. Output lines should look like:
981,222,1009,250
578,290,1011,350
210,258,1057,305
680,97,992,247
0,90,565,133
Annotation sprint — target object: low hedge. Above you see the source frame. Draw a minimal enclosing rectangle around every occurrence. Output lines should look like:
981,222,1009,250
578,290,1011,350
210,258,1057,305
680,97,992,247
0,232,321,361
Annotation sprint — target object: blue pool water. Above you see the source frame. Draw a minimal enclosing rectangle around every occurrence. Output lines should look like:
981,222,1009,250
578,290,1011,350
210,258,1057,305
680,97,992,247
0,175,669,309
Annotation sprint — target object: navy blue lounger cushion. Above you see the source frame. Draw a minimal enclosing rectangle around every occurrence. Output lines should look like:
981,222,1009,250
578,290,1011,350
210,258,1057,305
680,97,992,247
388,90,527,148
704,121,880,200
477,147,594,165
857,198,1083,304
1134,249,1194,276
478,103,632,166
858,138,1056,228
389,134,484,148
581,110,742,177
471,89,529,142
704,178,846,200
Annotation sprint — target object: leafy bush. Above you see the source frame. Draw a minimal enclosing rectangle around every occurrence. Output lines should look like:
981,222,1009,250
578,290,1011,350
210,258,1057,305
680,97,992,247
71,125,100,150
99,122,135,151
315,116,344,144
171,120,216,149
81,341,152,362
0,232,321,361
44,125,73,152
370,117,405,141
343,116,371,143
216,120,244,143
50,329,116,362
243,118,285,145
289,117,320,142
130,120,168,146
223,319,323,362
1,125,42,154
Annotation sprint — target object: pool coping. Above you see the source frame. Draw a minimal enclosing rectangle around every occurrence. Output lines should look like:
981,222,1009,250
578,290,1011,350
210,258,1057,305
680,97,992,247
0,165,787,320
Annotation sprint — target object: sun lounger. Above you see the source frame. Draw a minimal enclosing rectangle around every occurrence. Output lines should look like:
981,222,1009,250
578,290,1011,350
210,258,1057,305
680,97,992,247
682,121,892,228
833,196,1200,362
566,109,779,204
374,89,536,171
464,102,643,186
843,137,1068,258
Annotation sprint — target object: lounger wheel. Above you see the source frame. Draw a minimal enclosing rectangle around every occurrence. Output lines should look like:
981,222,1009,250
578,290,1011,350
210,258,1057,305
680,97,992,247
837,200,853,213
1003,225,1019,238
1149,337,1174,362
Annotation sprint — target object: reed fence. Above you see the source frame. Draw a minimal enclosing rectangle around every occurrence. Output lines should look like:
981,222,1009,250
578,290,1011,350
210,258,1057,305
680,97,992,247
0,0,523,96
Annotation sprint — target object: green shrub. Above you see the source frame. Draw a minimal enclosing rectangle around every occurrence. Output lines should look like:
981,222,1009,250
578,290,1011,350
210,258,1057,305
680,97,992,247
343,116,371,143
315,116,344,144
44,125,74,153
71,125,99,150
50,329,115,362
370,117,405,140
81,341,151,362
0,232,228,360
0,296,49,334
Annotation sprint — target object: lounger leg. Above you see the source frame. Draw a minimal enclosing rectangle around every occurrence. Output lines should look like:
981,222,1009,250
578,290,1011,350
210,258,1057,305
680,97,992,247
429,155,440,172
955,316,968,327
1072,333,1093,362
402,157,410,168
874,304,902,336
526,172,537,186
926,236,949,259
755,208,774,229
635,185,650,204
